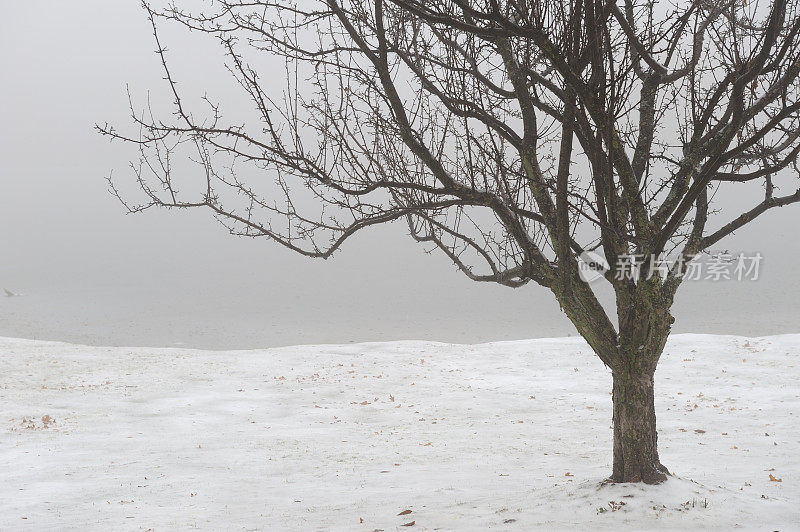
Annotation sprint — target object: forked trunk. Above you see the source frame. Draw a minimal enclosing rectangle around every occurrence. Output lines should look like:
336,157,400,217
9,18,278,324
611,363,669,484
558,277,673,483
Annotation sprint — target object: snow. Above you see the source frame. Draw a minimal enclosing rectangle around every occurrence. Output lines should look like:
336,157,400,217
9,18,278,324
1,334,797,530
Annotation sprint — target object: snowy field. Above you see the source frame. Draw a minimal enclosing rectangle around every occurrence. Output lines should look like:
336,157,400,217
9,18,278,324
1,334,797,531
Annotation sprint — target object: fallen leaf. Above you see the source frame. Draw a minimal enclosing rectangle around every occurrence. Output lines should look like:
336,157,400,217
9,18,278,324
401,521,415,527
398,510,412,516
769,474,782,482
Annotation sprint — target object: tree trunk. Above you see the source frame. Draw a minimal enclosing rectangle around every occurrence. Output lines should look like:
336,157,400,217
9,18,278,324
558,276,674,483
611,363,669,484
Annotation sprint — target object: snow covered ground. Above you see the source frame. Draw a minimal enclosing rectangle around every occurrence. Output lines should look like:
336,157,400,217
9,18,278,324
1,334,797,531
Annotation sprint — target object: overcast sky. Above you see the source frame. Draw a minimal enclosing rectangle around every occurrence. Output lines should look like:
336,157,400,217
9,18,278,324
1,1,799,349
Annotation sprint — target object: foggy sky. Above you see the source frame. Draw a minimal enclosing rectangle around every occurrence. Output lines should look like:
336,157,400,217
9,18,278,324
1,1,798,349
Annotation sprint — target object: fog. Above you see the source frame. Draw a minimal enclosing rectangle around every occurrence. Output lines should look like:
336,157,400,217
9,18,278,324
1,1,798,350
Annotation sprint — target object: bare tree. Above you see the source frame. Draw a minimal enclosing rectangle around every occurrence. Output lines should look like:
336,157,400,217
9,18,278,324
99,0,800,483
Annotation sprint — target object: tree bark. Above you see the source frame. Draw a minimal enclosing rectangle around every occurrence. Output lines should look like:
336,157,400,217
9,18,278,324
611,362,669,484
560,276,674,483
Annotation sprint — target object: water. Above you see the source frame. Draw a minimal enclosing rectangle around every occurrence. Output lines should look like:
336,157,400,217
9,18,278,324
1,235,797,350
